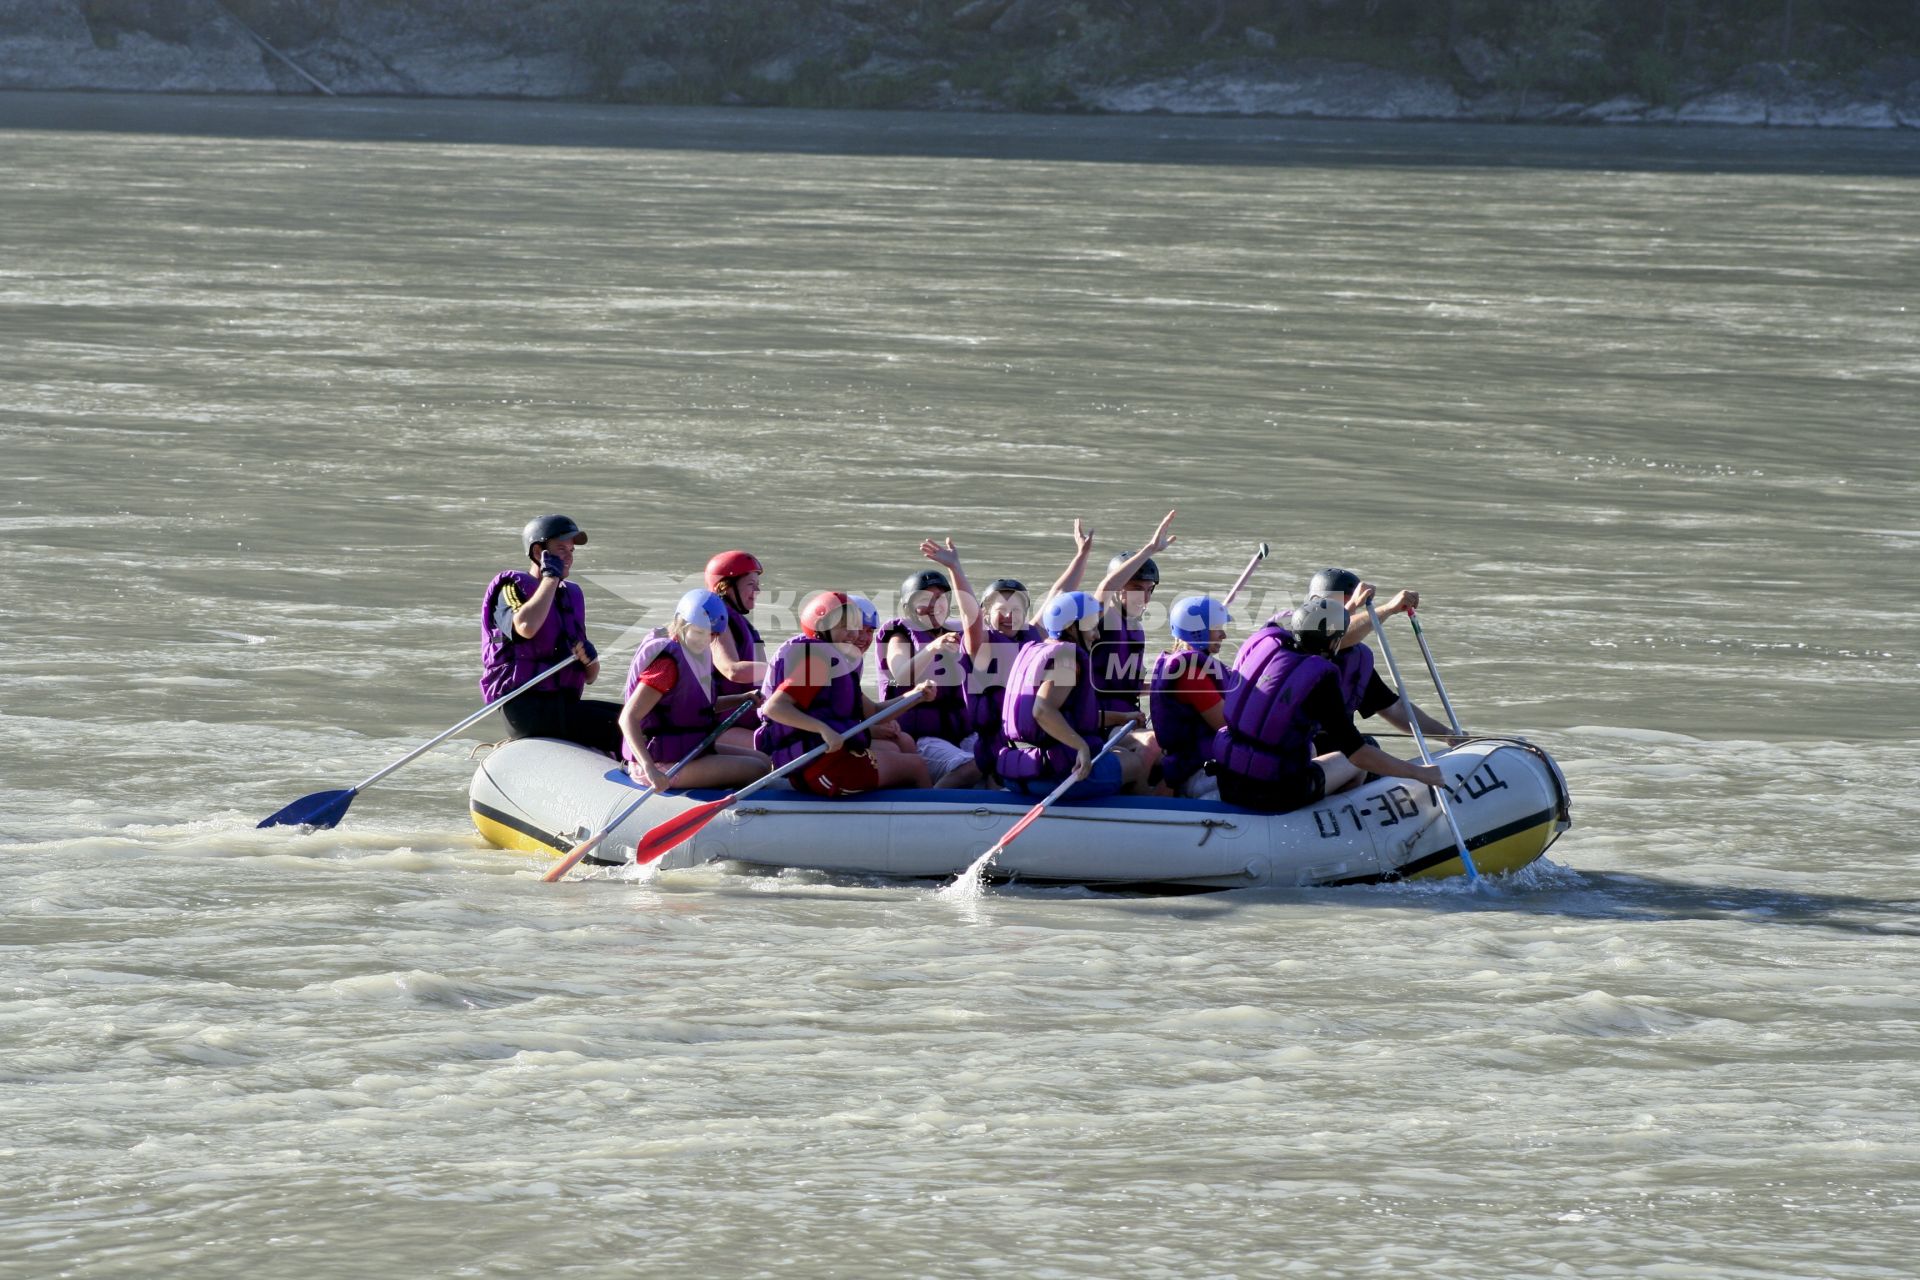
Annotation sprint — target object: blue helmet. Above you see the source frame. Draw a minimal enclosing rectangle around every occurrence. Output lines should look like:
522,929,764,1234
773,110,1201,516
1168,595,1232,644
1041,591,1103,639
847,594,880,629
674,588,730,634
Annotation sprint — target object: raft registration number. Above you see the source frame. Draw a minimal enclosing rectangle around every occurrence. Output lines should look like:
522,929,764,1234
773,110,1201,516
1310,758,1509,839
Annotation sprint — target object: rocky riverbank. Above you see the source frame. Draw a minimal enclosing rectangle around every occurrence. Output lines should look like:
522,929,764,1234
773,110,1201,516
2,0,1916,128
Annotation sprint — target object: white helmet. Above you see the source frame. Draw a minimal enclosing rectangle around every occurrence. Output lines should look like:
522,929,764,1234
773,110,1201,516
1290,596,1348,652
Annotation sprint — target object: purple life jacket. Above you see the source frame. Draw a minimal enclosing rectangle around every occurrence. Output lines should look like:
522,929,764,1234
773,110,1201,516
753,634,871,768
1093,612,1146,715
1331,642,1376,715
1148,648,1230,792
714,599,762,731
964,624,1045,776
878,617,970,743
1211,624,1336,785
479,570,589,702
997,639,1101,783
620,629,717,766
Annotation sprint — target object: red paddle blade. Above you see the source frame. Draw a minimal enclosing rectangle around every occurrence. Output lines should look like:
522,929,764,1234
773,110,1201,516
632,796,731,867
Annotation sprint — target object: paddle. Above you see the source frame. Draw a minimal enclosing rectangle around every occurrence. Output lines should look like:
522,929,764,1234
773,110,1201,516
1406,609,1464,736
541,698,757,883
969,721,1135,871
627,691,926,869
1365,601,1480,883
257,653,578,830
1220,541,1271,609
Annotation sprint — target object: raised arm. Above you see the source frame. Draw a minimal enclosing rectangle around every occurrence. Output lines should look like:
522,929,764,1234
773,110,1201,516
921,537,985,654
1043,518,1096,609
1095,509,1177,600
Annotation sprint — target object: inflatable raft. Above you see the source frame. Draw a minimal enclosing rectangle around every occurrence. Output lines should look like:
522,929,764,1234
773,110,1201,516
471,736,1571,890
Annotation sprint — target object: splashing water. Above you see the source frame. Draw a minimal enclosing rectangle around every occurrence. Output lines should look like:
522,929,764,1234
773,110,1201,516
938,844,1001,906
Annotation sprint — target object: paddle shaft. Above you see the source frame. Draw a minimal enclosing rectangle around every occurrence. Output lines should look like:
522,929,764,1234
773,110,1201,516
986,722,1135,857
541,698,756,883
1220,542,1271,610
1406,610,1464,736
733,690,925,804
1365,602,1480,882
352,654,578,794
631,691,926,868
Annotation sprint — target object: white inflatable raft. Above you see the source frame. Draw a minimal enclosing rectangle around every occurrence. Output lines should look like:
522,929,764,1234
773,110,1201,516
470,736,1571,890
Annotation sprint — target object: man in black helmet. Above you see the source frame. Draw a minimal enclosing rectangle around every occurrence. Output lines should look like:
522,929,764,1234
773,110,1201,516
1305,567,1458,749
477,515,621,755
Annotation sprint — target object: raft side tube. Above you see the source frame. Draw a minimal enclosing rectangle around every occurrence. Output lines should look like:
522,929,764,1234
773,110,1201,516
469,736,1568,889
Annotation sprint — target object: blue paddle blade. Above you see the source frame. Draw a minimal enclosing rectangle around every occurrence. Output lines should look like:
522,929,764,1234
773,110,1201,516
257,788,357,830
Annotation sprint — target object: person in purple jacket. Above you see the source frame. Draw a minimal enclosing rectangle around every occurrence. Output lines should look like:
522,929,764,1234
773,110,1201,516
879,538,984,788
1148,595,1235,799
479,514,620,755
1213,597,1441,814
960,518,1101,784
1302,567,1457,750
997,591,1153,800
618,589,770,793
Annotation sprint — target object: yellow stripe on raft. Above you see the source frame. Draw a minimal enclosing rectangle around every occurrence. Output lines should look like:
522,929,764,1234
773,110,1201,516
1406,818,1557,881
472,808,567,860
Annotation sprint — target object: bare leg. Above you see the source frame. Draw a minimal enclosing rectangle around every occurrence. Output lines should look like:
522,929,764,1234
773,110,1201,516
1116,740,1153,793
1316,750,1364,796
1128,727,1162,778
935,762,983,789
662,752,769,790
875,748,931,789
720,726,757,752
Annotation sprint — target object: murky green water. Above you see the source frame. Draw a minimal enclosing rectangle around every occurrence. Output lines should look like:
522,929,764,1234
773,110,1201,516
3,93,1917,1277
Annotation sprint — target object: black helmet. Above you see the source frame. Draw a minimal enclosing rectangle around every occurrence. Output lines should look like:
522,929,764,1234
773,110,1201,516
983,577,1029,603
1290,596,1349,653
901,568,951,601
1108,551,1160,585
523,514,586,558
1309,567,1360,598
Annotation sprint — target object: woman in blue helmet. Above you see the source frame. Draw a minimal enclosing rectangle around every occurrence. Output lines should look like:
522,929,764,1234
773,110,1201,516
1148,595,1236,799
618,589,771,793
997,590,1153,800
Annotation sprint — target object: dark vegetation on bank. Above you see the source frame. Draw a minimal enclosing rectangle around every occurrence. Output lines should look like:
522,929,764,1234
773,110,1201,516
58,0,1920,114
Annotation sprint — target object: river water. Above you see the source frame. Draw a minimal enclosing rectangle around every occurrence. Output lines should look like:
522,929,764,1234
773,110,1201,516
3,92,1917,1277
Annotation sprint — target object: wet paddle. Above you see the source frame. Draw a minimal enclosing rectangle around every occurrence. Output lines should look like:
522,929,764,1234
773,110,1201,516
1220,541,1271,609
258,654,578,830
1365,601,1480,883
969,721,1135,872
628,691,926,869
541,699,757,883
1406,609,1464,736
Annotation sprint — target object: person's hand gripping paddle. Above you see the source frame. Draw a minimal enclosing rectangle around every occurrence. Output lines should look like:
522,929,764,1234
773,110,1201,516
1365,601,1480,882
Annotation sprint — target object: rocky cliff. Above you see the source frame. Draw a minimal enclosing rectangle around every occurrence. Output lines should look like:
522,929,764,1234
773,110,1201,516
2,0,1916,127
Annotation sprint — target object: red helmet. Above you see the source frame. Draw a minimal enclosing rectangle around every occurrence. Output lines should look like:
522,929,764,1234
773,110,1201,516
704,550,762,589
800,591,853,639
